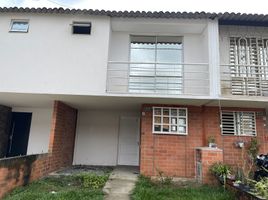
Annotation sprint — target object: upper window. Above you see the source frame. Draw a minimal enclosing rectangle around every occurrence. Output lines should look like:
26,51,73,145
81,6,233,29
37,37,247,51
229,37,268,96
153,107,187,135
10,20,29,33
72,22,91,35
129,36,183,95
221,111,256,136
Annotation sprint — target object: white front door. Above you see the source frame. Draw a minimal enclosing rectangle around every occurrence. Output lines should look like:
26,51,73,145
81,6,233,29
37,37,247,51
118,116,140,166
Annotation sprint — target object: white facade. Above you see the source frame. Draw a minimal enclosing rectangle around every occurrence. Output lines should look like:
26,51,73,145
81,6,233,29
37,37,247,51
0,13,110,95
0,13,222,99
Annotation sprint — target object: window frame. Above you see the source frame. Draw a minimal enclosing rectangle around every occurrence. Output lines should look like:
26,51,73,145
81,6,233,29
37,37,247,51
152,107,188,135
128,35,184,95
9,19,29,33
221,110,257,136
71,21,91,35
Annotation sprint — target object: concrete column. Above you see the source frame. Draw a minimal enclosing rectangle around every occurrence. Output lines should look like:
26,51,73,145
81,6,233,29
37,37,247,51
207,19,221,98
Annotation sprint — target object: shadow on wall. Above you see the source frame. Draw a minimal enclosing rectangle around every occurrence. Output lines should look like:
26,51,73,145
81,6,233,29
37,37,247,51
0,154,42,185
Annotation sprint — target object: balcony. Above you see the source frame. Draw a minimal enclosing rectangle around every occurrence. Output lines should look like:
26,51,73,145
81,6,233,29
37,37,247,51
106,61,209,96
221,64,268,96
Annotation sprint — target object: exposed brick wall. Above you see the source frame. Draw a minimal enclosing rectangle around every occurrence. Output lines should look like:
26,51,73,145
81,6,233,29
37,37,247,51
140,104,268,180
0,101,77,199
196,148,223,184
202,107,268,168
0,105,12,158
140,105,203,177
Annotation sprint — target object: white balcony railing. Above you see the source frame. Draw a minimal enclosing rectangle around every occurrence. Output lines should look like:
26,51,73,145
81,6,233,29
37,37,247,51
106,61,209,96
221,64,268,96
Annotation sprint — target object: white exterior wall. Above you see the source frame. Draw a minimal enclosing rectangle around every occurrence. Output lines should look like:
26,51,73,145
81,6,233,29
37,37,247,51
12,107,52,155
73,110,139,166
0,13,110,95
108,26,210,96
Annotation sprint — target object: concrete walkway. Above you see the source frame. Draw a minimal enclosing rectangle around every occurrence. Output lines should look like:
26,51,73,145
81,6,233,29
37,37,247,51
103,166,139,200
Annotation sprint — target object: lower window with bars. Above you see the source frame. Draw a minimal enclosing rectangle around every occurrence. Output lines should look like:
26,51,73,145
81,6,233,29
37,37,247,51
221,111,256,136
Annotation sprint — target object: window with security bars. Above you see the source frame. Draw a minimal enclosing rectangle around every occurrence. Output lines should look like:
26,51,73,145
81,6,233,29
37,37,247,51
221,111,256,136
129,36,183,95
153,107,187,135
229,37,268,96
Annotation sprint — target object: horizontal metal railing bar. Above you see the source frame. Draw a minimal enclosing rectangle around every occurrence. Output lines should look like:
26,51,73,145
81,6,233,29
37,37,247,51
221,64,268,67
108,77,209,81
129,88,183,91
110,84,209,89
108,69,209,74
108,61,209,66
129,82,183,85
221,72,268,76
221,78,268,81
129,75,183,78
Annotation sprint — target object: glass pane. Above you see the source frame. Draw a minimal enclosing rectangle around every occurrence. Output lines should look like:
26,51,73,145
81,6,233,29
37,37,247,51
131,42,155,49
178,126,186,133
131,48,155,62
11,21,29,32
171,117,177,125
156,64,182,76
163,125,169,132
154,116,161,123
131,36,156,47
156,36,182,46
171,109,177,116
154,125,161,132
171,125,177,132
157,49,182,63
157,43,182,49
128,77,155,93
179,109,186,116
130,64,155,76
178,118,186,126
154,108,161,115
163,117,169,124
163,109,169,116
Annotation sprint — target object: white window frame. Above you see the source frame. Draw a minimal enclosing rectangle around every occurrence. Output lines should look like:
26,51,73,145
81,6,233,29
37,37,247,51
129,35,184,95
221,111,257,136
152,107,188,135
9,19,29,33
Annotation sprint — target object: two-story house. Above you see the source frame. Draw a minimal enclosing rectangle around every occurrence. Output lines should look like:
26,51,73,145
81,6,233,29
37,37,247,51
0,7,268,196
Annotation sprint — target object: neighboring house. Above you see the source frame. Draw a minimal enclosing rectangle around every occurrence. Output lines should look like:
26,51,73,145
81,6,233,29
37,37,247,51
0,6,268,197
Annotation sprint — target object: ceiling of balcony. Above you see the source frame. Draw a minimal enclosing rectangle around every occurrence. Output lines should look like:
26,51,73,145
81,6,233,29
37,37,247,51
0,92,268,110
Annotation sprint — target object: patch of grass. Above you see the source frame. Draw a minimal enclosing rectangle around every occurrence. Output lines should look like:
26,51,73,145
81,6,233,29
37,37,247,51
3,173,109,200
131,175,235,200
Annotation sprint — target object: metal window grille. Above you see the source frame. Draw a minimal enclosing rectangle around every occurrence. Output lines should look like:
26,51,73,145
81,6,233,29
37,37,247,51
229,37,268,96
221,111,256,136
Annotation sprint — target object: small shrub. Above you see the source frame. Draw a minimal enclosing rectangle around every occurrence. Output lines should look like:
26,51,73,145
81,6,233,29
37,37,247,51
77,173,109,189
156,169,173,186
254,178,268,199
210,162,231,189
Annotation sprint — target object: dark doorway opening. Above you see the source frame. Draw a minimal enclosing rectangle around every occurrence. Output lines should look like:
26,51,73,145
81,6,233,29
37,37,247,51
7,112,32,157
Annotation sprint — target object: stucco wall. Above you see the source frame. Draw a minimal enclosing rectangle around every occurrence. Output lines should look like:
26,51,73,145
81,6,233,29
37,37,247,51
12,107,52,155
73,110,139,166
0,13,110,95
